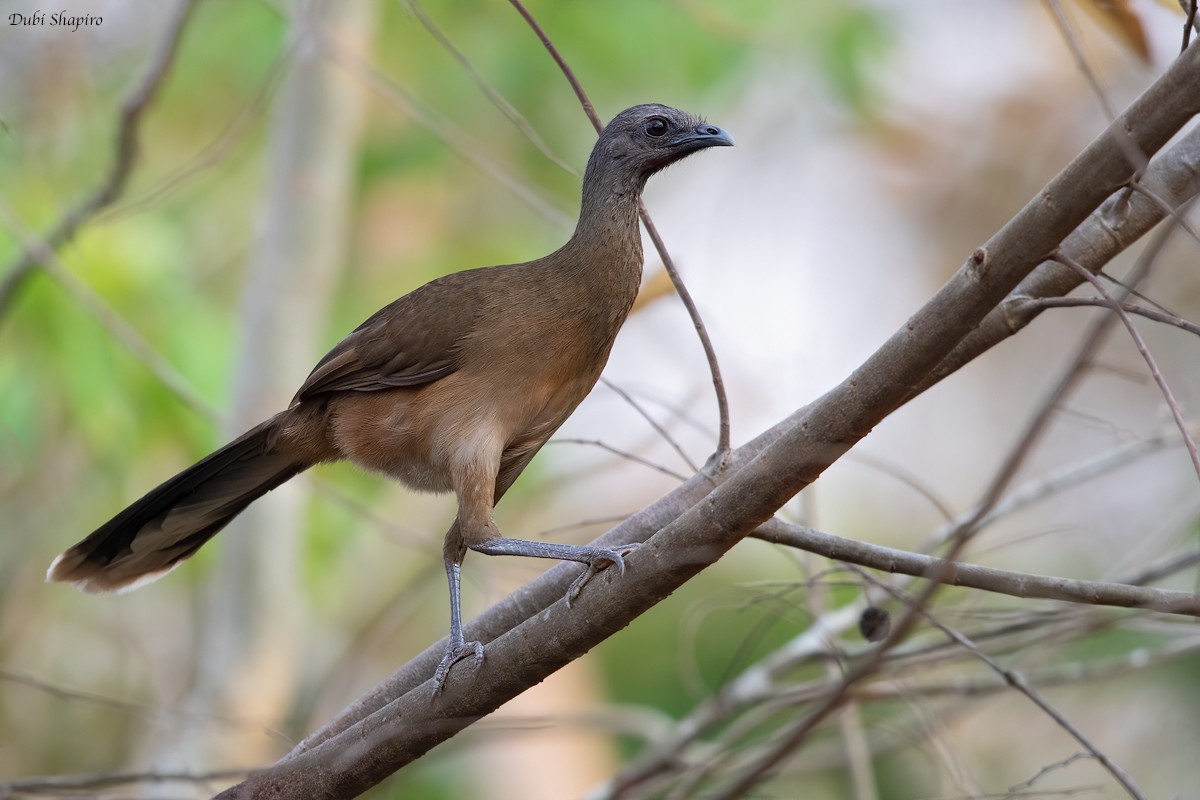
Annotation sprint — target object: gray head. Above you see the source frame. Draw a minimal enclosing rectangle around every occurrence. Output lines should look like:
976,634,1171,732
585,103,734,187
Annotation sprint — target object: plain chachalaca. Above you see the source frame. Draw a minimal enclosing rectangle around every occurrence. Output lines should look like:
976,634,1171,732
48,103,733,688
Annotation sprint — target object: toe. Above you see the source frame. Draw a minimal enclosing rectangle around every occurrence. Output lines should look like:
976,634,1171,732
433,640,485,694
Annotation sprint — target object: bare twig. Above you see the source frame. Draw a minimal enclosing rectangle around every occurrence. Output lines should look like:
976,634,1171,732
2,768,253,795
640,209,734,459
536,514,632,539
505,0,598,126
753,518,1200,615
0,198,218,418
506,0,733,461
0,668,279,735
102,37,299,223
401,0,578,174
1056,250,1200,481
0,0,198,321
1043,0,1117,121
978,426,1195,531
1008,754,1102,798
845,452,957,523
1126,546,1200,586
601,377,700,473
1122,179,1200,245
862,572,1148,799
1021,295,1200,337
320,34,573,227
549,438,690,481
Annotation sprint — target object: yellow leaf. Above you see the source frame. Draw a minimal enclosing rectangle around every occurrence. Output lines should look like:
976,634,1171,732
1076,0,1152,62
631,267,676,313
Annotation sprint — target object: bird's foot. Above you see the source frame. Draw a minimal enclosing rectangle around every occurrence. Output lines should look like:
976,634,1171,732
566,543,640,606
432,638,484,694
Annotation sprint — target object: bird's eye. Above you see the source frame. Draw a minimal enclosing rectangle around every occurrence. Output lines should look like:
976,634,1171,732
645,117,669,137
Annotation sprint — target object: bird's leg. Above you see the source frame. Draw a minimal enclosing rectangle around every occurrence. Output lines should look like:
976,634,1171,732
470,537,640,605
433,525,484,694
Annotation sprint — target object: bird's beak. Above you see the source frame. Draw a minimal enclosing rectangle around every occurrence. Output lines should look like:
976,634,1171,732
675,123,735,150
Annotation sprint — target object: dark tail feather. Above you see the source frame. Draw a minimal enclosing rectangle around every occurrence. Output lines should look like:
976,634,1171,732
48,417,309,593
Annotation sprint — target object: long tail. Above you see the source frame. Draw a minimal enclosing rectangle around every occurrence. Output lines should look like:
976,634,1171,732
47,416,309,593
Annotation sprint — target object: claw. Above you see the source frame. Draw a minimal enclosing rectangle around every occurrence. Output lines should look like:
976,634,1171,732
432,638,484,694
566,543,640,606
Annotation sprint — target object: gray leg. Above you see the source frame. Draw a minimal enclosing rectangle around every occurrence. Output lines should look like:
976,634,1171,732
432,555,485,693
471,537,639,605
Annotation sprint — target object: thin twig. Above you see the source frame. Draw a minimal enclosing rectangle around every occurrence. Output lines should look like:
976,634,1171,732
506,0,733,461
1,768,253,795
102,35,299,223
505,0,599,128
1020,295,1200,337
0,198,218,419
1127,547,1200,586
845,451,957,523
640,206,733,459
1043,0,1117,121
549,438,690,481
1008,754,1101,798
0,0,198,321
1122,180,1200,247
1056,250,1200,482
601,377,700,473
861,571,1148,800
0,667,284,738
976,426,1195,533
401,0,578,175
319,34,573,228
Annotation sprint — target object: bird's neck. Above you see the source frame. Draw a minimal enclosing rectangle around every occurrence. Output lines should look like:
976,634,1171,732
559,164,646,289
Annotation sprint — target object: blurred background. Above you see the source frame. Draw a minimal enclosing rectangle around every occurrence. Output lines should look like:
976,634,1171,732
2,0,1199,797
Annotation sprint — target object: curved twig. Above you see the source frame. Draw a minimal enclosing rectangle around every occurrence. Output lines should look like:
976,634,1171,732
1020,295,1200,337
1056,250,1200,482
506,0,733,460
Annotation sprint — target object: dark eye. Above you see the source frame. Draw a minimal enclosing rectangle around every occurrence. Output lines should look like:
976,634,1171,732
645,117,668,137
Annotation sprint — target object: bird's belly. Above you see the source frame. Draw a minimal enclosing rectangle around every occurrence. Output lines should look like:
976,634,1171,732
324,354,605,494
326,387,458,493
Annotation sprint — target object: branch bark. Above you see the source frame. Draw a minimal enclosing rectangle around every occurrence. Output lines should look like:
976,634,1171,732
752,519,1200,614
218,41,1200,799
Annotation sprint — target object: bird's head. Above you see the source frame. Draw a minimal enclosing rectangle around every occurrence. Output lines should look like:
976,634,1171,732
588,103,734,183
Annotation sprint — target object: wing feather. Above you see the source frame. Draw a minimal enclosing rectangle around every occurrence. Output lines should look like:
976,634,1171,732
291,271,487,404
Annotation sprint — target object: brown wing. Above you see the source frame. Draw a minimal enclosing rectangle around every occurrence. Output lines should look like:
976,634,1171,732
291,271,487,405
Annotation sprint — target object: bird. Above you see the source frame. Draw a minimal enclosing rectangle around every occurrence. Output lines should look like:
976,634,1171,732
48,103,734,689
